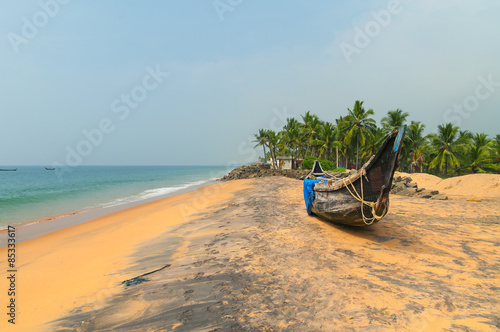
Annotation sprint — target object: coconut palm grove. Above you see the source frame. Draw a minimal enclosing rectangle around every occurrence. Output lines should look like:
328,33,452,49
253,100,500,177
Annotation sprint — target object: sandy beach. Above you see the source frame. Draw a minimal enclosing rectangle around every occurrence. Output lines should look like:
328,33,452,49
1,175,499,331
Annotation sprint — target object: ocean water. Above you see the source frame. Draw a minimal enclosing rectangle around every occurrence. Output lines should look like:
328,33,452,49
0,166,231,229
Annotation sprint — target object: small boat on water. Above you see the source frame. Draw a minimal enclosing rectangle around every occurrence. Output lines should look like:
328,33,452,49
303,125,406,226
0,168,17,171
45,167,56,170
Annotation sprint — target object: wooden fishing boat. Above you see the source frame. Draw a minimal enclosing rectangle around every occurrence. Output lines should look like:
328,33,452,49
45,167,56,170
0,168,17,171
303,125,406,226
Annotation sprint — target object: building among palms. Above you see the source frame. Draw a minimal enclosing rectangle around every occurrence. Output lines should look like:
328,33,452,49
266,156,301,170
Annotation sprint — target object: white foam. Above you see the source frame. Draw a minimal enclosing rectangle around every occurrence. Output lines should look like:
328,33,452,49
95,178,215,209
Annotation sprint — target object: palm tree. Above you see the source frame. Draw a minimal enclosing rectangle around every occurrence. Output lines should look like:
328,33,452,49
381,109,409,134
458,130,473,141
252,104,500,175
253,129,269,162
301,111,323,157
300,111,314,157
412,147,426,173
344,100,377,169
281,117,301,166
364,127,386,162
465,133,494,173
334,115,350,168
318,122,335,160
493,135,500,173
427,123,461,177
309,118,325,158
265,130,279,169
453,130,474,174
406,121,427,173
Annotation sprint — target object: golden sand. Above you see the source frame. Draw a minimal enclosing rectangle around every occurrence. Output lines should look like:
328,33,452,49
0,174,499,331
397,171,500,198
0,180,250,331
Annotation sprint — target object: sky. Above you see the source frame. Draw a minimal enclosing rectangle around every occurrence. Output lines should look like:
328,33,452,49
1,0,499,166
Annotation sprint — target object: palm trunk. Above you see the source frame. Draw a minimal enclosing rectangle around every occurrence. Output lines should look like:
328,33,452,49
270,146,278,169
336,146,339,168
356,134,359,170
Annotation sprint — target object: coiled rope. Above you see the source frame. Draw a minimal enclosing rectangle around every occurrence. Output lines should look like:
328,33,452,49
343,171,387,225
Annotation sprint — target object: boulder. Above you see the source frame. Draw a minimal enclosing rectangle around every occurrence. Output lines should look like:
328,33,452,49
431,194,448,200
388,176,443,201
220,164,310,181
391,182,407,194
403,177,413,184
395,188,417,196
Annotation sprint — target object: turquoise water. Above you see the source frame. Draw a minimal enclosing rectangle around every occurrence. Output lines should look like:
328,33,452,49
0,166,230,228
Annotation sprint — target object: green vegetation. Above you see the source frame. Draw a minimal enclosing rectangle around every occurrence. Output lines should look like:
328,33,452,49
253,100,500,177
300,156,335,171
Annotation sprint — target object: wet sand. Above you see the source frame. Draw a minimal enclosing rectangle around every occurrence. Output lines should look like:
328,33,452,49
0,180,220,247
1,176,499,331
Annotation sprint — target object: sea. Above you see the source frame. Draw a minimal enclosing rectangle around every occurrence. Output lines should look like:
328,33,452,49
0,166,231,229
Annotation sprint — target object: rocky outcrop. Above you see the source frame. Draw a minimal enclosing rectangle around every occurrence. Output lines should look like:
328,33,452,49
220,164,309,181
391,176,448,200
222,166,449,200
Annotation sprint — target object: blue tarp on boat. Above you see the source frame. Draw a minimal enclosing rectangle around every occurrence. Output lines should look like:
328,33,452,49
303,177,326,215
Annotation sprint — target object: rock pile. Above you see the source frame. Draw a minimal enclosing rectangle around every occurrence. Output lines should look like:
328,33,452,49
221,165,449,201
391,175,448,200
220,164,309,181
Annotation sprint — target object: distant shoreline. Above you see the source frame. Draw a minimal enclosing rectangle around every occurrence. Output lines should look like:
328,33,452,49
0,165,232,235
0,179,219,247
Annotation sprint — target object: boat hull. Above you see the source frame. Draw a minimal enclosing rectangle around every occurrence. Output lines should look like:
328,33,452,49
311,187,390,226
305,126,405,226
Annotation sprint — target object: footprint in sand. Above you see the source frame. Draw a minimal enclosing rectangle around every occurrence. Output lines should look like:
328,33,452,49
184,289,194,300
179,309,194,324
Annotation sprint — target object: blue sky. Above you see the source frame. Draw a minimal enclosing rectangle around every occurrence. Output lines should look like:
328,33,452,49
1,0,499,166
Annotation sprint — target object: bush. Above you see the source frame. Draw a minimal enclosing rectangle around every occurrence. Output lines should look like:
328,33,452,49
300,156,335,171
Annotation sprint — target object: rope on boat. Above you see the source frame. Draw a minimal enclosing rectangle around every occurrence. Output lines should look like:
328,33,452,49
343,171,387,225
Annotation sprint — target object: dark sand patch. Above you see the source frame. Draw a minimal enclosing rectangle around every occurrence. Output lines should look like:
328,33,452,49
53,177,500,331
